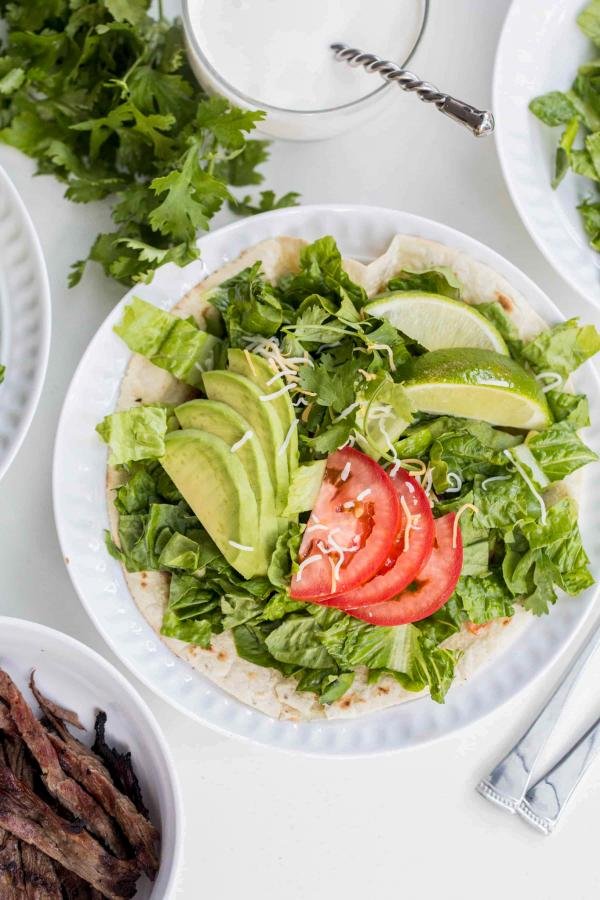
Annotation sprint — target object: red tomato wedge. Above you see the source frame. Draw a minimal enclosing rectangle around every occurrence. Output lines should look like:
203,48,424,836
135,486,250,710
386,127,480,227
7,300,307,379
319,467,435,609
290,448,401,600
345,513,463,625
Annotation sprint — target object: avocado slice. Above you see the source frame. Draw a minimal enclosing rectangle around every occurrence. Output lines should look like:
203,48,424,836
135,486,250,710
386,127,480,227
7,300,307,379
160,429,264,578
227,349,298,473
202,369,290,514
174,399,278,557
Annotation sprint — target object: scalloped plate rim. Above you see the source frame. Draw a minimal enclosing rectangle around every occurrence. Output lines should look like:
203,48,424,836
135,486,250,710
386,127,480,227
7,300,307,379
53,204,600,756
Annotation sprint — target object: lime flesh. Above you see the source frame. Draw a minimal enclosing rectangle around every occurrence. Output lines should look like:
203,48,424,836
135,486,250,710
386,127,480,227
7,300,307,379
399,348,551,430
366,291,509,354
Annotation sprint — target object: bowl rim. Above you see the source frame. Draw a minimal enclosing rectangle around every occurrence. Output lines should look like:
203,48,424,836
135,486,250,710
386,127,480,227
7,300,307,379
181,0,430,116
0,166,52,483
0,615,185,899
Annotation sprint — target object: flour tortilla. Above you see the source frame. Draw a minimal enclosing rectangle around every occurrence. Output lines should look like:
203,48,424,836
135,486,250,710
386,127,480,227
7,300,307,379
107,233,578,721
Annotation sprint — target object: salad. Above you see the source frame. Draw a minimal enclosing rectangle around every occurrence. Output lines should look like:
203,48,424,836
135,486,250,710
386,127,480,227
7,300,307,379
97,234,600,715
529,0,600,252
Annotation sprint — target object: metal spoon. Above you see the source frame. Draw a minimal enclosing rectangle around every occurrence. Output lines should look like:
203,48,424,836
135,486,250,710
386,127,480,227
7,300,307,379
331,42,494,138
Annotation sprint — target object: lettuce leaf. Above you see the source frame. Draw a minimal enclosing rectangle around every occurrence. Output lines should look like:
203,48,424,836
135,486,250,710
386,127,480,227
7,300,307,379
96,405,168,465
454,573,514,624
473,473,541,529
521,318,600,378
546,390,590,427
529,91,578,125
526,422,598,483
114,297,222,386
386,267,462,300
265,617,336,668
283,461,326,516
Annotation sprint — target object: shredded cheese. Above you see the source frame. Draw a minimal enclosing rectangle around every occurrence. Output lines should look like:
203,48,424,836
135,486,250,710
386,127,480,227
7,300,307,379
366,342,396,372
228,540,255,552
356,488,371,501
400,495,415,551
243,349,257,377
504,448,547,524
266,368,298,386
305,523,329,534
259,383,295,401
340,461,352,482
295,554,322,582
230,430,253,453
398,459,428,477
332,401,362,423
278,419,298,456
452,503,480,548
535,371,563,393
358,368,378,382
481,474,511,491
446,472,462,494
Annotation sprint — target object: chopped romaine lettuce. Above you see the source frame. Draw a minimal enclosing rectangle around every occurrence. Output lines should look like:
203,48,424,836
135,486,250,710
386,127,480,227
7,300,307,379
386,267,462,300
96,405,168,465
521,318,600,378
114,297,222,387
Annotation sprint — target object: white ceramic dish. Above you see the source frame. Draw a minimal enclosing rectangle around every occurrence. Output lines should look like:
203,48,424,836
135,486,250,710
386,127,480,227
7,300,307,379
494,0,600,305
0,166,51,482
53,204,600,756
0,616,183,898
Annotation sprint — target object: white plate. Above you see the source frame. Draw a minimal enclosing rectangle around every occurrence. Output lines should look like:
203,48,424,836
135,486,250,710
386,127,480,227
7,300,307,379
53,204,600,756
0,166,51,481
0,616,183,898
494,0,600,305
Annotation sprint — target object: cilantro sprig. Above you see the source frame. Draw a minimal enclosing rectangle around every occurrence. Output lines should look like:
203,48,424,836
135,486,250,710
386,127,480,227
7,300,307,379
0,0,298,287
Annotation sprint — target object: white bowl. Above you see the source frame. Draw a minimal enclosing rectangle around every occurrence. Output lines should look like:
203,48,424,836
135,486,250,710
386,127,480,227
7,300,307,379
0,166,51,482
0,616,183,899
494,0,600,305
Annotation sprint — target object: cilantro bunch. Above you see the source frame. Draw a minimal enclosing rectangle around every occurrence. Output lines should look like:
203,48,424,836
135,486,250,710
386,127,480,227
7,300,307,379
0,0,298,286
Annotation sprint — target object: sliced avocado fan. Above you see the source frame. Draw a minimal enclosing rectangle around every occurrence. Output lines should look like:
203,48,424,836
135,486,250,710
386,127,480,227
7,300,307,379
202,369,290,514
160,429,264,578
175,398,278,557
227,348,299,473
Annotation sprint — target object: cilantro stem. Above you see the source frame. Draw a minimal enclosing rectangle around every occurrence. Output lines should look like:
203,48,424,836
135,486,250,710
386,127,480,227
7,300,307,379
157,0,165,21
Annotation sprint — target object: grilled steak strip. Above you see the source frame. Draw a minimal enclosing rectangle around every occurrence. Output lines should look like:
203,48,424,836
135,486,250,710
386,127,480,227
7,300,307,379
30,678,158,879
49,734,159,880
54,863,105,899
0,701,18,738
0,739,26,899
92,713,148,819
0,766,138,900
15,746,63,900
0,671,126,858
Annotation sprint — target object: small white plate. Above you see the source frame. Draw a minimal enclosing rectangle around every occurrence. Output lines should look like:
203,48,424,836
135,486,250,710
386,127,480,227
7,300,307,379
54,204,600,755
494,0,600,305
0,166,51,481
0,616,183,898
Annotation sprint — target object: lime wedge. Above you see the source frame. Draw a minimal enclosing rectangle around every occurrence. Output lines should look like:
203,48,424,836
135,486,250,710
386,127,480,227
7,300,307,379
399,348,551,430
366,291,509,354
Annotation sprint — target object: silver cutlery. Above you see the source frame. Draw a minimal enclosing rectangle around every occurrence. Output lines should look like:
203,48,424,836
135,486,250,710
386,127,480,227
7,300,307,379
330,43,495,138
477,617,600,832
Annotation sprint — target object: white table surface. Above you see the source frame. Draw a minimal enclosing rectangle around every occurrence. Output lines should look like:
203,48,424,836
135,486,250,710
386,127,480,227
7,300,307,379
2,1,600,897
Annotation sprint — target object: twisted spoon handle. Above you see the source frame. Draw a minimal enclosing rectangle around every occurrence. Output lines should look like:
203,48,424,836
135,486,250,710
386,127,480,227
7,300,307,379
330,43,494,138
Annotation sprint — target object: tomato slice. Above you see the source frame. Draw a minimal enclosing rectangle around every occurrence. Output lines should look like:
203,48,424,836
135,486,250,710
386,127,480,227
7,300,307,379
290,448,401,600
321,468,435,609
345,513,463,625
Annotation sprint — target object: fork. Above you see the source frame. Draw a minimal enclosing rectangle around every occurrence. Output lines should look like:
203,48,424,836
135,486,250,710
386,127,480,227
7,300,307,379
477,616,600,830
